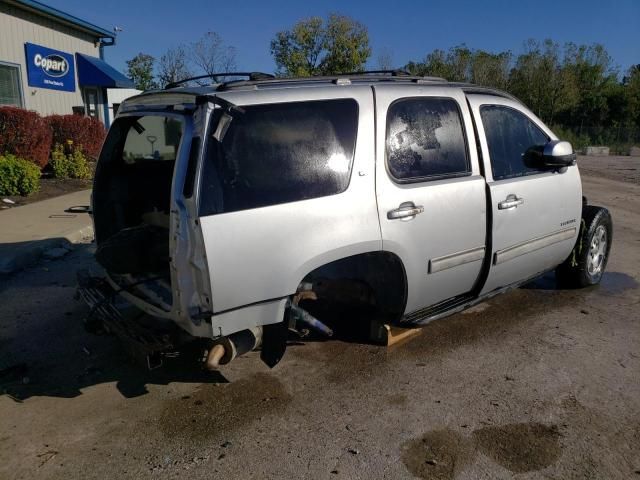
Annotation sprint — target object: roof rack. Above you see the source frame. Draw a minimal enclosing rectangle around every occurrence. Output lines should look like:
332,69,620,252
339,69,413,76
161,71,520,103
216,71,447,91
165,72,275,90
450,83,522,103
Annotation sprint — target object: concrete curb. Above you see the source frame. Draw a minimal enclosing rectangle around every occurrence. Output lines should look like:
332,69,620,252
0,189,94,276
0,224,94,276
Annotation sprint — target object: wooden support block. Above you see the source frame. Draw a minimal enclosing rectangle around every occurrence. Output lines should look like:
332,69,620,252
369,321,422,346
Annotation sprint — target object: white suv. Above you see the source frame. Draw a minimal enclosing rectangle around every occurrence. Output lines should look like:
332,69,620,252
79,71,612,370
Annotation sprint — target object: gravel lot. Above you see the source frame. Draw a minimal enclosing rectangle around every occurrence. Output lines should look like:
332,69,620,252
1,156,639,479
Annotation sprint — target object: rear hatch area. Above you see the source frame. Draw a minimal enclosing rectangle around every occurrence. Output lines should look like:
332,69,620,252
92,113,184,312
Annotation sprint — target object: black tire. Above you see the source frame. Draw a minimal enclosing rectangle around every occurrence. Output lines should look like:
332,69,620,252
556,206,613,288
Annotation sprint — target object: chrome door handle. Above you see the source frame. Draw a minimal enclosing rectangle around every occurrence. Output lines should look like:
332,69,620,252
387,202,424,220
498,194,524,210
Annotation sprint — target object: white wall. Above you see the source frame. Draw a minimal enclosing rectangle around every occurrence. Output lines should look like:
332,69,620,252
106,88,141,125
0,3,101,116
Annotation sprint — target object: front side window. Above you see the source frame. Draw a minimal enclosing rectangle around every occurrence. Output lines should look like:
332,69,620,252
200,99,358,216
386,97,469,181
0,63,24,107
480,105,549,180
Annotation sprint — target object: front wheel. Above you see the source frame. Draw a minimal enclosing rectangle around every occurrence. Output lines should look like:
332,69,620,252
556,206,613,288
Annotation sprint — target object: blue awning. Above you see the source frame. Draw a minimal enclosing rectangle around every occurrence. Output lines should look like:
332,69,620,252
76,53,134,88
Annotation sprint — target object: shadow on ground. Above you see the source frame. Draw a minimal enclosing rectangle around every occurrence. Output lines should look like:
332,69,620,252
523,269,638,293
0,243,228,401
1,240,637,403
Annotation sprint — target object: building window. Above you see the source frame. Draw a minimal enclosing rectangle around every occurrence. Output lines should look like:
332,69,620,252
0,62,24,108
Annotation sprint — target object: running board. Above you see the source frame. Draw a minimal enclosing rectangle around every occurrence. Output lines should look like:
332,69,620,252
399,267,556,327
403,293,476,325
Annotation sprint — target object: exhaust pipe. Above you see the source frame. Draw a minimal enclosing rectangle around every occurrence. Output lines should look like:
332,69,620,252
205,326,263,370
289,303,333,337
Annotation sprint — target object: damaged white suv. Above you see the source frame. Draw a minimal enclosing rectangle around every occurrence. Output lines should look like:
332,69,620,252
78,71,612,370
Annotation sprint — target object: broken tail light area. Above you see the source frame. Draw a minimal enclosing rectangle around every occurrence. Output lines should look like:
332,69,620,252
76,270,183,369
76,269,340,371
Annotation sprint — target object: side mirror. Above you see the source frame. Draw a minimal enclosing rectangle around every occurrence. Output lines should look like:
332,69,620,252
524,140,576,169
543,140,576,167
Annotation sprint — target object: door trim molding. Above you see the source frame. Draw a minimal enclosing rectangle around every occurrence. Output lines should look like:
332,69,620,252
493,227,576,266
429,246,486,273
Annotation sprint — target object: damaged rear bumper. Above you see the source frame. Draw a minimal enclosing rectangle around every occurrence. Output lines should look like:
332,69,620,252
76,270,183,369
75,270,292,370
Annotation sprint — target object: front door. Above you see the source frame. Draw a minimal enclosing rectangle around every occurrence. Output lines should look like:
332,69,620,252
466,95,582,294
374,86,487,317
83,87,99,118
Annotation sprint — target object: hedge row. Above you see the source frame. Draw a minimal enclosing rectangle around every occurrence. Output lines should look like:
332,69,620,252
0,154,41,196
0,107,52,168
0,106,106,169
48,114,106,159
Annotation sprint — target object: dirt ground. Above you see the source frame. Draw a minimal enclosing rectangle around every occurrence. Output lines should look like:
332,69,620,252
1,157,639,479
577,154,640,184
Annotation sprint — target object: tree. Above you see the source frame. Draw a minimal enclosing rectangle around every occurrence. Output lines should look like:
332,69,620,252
322,14,371,74
406,49,452,79
403,41,636,149
271,17,323,76
376,48,394,71
559,43,617,130
404,45,475,82
270,14,371,76
471,50,511,90
624,65,640,129
191,32,236,78
125,53,157,91
508,40,580,124
158,45,192,87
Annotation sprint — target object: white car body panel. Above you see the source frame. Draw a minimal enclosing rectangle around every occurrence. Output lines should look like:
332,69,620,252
466,94,582,294
198,86,381,331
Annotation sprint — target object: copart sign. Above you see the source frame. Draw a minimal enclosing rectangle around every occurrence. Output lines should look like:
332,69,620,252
25,43,76,92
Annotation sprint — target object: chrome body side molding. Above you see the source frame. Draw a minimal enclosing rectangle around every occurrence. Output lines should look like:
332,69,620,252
494,227,577,266
429,246,486,273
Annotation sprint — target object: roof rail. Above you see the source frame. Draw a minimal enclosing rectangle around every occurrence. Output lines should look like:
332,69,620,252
216,71,447,91
165,72,275,90
452,83,522,103
338,69,413,76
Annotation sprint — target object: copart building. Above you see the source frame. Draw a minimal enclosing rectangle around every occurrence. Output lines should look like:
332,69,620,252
0,0,137,126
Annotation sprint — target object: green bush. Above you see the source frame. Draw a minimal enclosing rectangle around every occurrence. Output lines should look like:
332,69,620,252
551,125,591,153
0,154,41,196
50,143,91,179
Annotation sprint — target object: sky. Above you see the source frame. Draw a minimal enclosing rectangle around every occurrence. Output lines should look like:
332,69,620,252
48,0,640,76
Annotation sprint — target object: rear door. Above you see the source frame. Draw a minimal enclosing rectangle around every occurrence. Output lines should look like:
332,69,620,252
196,87,381,333
374,85,487,317
466,95,582,294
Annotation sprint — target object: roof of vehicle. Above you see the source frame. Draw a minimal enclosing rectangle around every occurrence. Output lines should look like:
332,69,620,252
121,71,521,110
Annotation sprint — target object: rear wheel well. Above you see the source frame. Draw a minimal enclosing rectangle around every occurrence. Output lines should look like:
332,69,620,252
297,251,407,338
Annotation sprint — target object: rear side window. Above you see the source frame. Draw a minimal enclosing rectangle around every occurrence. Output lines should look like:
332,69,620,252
199,99,358,216
386,97,469,181
480,105,549,180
